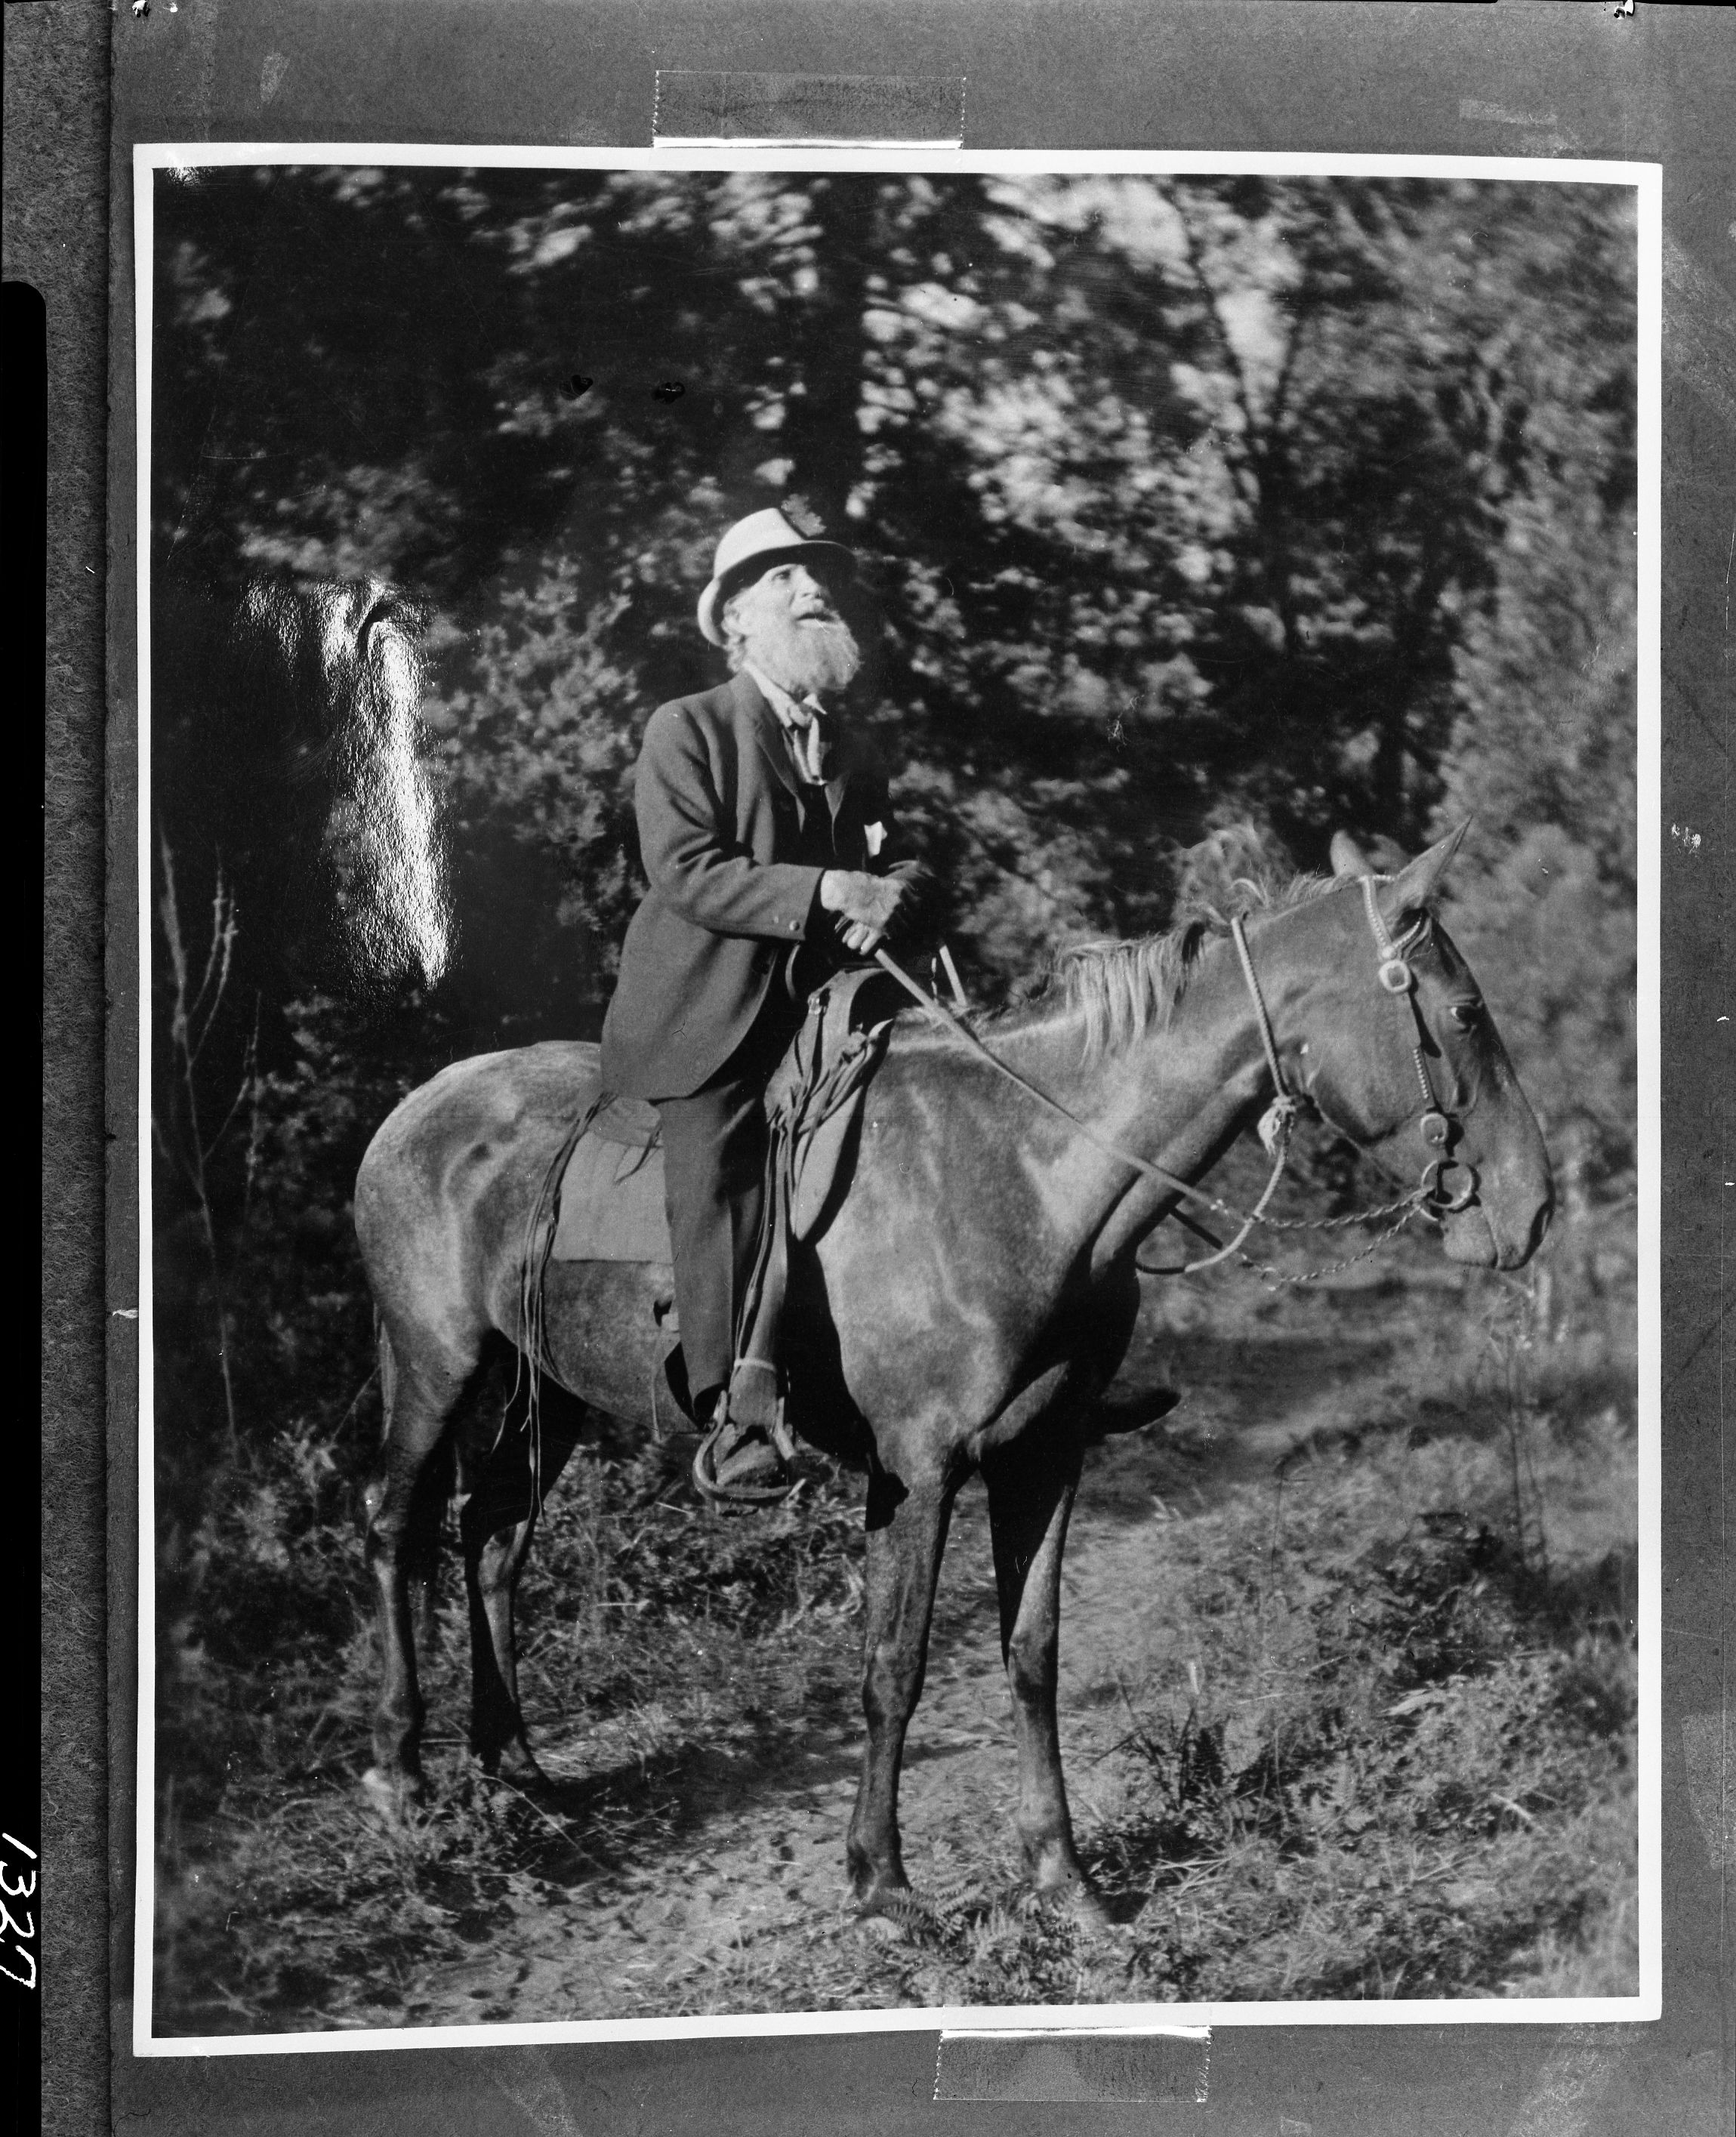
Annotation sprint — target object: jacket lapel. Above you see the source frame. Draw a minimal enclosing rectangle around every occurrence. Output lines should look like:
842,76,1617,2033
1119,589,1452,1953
734,669,803,805
824,724,868,828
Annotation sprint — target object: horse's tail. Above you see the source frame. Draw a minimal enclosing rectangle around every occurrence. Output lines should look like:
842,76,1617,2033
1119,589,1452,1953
239,575,450,992
340,585,452,988
514,1093,610,1509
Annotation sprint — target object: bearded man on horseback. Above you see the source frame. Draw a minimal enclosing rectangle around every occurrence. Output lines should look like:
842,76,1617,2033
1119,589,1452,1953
600,507,925,1496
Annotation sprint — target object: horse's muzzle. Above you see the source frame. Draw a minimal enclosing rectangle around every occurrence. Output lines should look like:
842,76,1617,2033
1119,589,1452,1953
1441,1203,1500,1267
1440,1178,1553,1270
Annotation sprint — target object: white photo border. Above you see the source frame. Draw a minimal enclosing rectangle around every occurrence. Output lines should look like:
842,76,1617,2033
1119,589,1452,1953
130,141,1664,2055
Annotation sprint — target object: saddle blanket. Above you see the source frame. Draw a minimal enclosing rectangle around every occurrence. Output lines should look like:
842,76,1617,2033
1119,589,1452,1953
549,1085,672,1263
546,968,903,1266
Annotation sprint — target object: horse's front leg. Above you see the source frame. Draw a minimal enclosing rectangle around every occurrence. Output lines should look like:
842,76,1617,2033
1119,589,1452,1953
982,1430,1096,1906
458,1379,584,1782
846,1466,955,1908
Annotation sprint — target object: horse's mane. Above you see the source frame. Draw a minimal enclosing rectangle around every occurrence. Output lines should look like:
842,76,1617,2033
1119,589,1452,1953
992,865,1339,1059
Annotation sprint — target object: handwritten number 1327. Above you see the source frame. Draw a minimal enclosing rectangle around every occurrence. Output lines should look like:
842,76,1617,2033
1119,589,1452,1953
0,1836,35,1989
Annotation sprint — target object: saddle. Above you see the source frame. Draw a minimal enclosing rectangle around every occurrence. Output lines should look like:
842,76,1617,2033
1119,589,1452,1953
535,969,903,1484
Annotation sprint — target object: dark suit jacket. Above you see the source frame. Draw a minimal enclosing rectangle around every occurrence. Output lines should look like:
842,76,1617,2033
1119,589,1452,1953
600,668,905,1100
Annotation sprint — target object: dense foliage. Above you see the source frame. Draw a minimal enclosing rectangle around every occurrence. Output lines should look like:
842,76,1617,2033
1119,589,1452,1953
156,165,1636,1000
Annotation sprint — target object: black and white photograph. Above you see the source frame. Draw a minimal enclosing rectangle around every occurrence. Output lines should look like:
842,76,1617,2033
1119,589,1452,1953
132,146,1657,2049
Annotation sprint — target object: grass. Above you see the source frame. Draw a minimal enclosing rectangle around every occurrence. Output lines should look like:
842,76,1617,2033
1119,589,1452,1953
150,1230,1641,2033
587,1402,1639,2020
1081,1423,1639,2006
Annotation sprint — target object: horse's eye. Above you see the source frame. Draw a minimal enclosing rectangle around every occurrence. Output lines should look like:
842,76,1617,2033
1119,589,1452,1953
1446,1001,1481,1031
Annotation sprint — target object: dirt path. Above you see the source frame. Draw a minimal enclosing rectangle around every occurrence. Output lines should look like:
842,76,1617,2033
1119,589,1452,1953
416,1276,1426,2025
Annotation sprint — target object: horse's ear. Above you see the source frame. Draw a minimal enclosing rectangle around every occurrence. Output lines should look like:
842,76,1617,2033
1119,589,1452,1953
1329,832,1375,879
1378,819,1472,923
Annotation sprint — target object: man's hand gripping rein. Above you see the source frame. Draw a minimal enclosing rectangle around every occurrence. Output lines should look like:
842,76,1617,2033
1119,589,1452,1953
820,865,929,957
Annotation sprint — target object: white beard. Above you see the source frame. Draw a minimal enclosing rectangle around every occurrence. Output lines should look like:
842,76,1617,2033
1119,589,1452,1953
742,611,863,699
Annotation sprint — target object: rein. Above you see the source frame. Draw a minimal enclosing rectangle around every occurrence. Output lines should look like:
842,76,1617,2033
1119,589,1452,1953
873,877,1475,1281
871,938,1296,1244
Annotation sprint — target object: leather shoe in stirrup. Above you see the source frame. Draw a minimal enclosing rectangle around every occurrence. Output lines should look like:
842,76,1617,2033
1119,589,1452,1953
692,1409,796,1507
692,1368,799,1504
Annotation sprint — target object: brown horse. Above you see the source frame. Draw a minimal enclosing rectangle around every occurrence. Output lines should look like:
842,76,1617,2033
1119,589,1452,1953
353,828,1552,1912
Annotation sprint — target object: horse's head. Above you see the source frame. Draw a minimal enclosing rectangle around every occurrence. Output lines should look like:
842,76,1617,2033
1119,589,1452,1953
1269,826,1553,1270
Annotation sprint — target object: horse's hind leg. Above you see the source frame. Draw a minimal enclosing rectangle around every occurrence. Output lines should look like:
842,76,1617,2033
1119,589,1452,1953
406,1445,455,1665
846,1466,956,1909
458,1371,585,1781
362,1318,482,1811
376,1324,448,1664
981,1431,1097,1910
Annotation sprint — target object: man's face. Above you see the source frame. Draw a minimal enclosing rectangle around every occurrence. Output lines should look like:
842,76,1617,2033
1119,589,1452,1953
726,558,862,696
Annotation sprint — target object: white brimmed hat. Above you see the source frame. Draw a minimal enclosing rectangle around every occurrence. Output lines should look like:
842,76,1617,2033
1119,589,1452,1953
696,507,856,647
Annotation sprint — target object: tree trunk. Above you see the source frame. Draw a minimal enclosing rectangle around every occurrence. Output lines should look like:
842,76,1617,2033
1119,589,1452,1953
779,178,875,531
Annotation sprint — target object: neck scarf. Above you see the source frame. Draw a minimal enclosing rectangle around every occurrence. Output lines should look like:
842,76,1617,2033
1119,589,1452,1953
745,660,834,785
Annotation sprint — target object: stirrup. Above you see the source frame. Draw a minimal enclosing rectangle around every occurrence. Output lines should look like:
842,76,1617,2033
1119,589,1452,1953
692,1360,798,1507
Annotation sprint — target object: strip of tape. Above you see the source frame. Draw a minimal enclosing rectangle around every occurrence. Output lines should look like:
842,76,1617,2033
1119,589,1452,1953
653,72,965,149
935,2026,1211,2104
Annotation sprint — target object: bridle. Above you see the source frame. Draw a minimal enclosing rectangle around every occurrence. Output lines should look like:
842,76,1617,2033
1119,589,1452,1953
872,871,1480,1280
1352,874,1478,1217
1199,875,1478,1260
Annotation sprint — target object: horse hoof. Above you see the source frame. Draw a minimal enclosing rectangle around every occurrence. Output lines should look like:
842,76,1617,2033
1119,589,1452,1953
852,1876,924,1933
1024,1839,1109,1926
1065,1886,1112,1935
1033,1872,1109,1933
854,1910,905,1943
481,1743,548,1790
851,1886,915,1938
360,1765,424,1824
